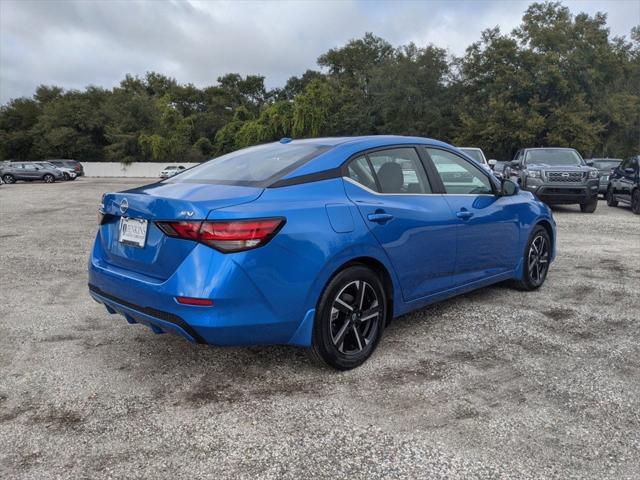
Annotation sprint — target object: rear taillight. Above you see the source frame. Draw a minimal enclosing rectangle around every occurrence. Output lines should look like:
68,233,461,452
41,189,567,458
156,218,285,253
75,165,81,171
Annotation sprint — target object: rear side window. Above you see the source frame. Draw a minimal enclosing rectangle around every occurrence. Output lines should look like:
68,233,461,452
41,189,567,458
167,143,330,186
346,147,431,194
347,156,378,191
427,148,493,195
368,148,431,194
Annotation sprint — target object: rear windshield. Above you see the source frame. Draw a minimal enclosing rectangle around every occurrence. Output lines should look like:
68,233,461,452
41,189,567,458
166,143,330,186
460,149,485,164
524,149,583,166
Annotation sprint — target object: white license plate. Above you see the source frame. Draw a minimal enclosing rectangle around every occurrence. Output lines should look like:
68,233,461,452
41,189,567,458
118,217,148,248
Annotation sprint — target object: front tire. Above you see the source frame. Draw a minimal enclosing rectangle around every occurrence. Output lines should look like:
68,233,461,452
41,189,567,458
43,174,55,183
606,187,618,207
580,197,597,213
512,226,551,291
310,266,386,370
632,190,640,215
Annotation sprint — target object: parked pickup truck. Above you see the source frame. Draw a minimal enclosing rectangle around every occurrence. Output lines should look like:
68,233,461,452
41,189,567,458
507,148,600,213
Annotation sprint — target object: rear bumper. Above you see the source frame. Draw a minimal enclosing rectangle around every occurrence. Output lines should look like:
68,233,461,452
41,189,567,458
88,236,310,347
89,284,206,343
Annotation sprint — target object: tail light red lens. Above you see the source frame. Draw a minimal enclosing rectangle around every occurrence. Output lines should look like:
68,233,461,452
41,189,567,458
156,218,285,253
175,296,214,306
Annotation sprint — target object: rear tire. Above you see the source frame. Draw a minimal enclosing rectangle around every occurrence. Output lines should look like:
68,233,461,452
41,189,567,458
606,187,618,207
511,226,551,291
309,265,386,370
580,197,597,213
632,190,640,215
2,174,15,184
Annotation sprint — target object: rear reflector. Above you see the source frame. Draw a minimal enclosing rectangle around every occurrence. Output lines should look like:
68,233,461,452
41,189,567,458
156,218,285,253
176,296,214,306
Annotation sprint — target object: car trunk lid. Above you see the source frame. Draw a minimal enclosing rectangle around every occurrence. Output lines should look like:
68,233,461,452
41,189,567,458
99,182,263,280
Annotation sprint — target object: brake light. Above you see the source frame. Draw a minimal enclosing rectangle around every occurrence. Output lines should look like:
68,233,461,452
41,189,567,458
156,218,285,253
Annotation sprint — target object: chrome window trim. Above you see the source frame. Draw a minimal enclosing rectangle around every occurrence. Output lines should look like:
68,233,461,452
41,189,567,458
342,177,497,197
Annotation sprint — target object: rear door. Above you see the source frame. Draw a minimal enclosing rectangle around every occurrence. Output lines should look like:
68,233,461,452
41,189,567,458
423,147,520,286
22,163,40,180
343,147,458,301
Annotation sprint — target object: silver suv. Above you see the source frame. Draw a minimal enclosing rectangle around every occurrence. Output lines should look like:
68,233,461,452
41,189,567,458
507,148,599,213
0,161,65,184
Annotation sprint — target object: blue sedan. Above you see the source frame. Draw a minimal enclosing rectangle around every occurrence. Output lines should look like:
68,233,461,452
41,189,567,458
89,136,556,369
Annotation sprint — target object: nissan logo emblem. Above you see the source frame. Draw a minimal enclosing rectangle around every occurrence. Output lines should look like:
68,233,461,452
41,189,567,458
120,198,128,215
561,172,570,177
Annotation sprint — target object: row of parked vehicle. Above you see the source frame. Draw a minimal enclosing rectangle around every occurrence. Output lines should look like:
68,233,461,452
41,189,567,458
0,159,84,184
460,147,639,215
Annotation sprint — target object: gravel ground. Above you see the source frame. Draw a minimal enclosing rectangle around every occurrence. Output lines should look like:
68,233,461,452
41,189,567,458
0,178,639,480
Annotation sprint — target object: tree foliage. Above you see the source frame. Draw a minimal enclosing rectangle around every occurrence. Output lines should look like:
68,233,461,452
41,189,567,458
1,2,637,163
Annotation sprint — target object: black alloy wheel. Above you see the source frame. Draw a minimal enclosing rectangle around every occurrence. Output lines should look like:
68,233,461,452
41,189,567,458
512,226,551,291
310,265,386,370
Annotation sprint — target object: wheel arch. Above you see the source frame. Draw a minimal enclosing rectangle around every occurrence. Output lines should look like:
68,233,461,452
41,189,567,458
534,219,555,259
339,256,395,325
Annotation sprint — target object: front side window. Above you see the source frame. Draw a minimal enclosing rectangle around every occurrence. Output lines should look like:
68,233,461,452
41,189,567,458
367,148,431,194
427,148,494,195
167,143,330,186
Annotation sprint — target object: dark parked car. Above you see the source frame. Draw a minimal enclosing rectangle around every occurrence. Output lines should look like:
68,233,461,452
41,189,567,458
47,159,84,177
587,158,623,195
0,161,64,183
507,148,599,212
606,155,639,214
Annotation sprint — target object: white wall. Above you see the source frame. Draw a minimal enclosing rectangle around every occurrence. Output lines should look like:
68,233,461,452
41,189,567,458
81,162,200,178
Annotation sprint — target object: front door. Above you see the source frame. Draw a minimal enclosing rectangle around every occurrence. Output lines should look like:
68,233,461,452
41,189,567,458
424,147,521,286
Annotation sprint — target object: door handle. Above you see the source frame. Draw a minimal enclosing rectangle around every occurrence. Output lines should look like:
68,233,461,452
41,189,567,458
367,212,394,223
456,209,474,220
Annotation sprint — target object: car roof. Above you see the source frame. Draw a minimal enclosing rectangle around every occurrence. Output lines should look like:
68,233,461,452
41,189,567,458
458,147,482,151
279,135,453,178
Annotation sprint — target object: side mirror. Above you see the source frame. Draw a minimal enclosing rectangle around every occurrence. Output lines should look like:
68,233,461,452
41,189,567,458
488,159,497,169
501,179,518,196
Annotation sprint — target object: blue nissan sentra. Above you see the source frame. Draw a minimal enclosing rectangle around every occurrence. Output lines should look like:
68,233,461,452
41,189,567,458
89,136,556,370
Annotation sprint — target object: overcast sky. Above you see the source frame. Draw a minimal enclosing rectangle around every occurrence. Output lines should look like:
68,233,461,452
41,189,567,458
1,0,638,104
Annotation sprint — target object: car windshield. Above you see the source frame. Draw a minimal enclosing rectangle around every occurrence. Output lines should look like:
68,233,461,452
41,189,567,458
460,149,485,164
525,149,583,166
592,160,621,170
167,143,330,186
